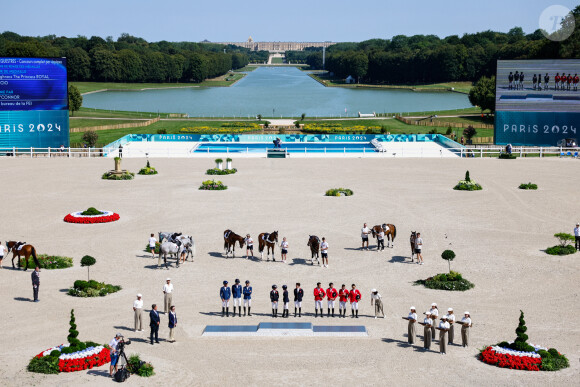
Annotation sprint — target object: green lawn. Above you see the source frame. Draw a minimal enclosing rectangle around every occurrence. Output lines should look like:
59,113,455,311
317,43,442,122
73,107,179,119
271,57,285,64
234,65,258,72
70,118,146,128
430,116,494,125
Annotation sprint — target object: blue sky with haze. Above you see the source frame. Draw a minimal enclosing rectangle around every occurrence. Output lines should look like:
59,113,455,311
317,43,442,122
3,0,577,42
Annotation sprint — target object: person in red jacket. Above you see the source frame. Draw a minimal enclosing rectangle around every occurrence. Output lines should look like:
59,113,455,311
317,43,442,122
555,73,561,90
567,74,573,90
326,283,338,317
314,282,325,318
574,74,579,91
338,284,350,318
349,284,362,318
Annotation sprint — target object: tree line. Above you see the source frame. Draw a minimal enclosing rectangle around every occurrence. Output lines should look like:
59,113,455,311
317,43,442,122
287,6,579,84
0,32,269,83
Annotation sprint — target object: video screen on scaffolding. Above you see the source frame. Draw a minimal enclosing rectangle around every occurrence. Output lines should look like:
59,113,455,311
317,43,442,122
495,59,580,146
0,57,69,148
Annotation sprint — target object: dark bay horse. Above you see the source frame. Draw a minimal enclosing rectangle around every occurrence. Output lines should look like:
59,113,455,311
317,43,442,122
409,231,417,262
371,224,397,248
7,241,39,270
258,231,278,261
223,229,245,258
307,235,321,266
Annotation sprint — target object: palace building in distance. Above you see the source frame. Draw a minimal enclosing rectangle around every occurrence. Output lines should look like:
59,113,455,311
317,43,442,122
206,37,335,52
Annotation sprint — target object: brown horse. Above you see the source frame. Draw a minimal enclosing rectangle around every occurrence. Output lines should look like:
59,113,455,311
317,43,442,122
409,231,417,262
258,231,278,261
223,230,245,258
7,241,39,270
307,235,321,266
371,224,397,248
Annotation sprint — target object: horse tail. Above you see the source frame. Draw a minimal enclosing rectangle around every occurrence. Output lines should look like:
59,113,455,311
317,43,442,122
392,225,397,240
31,246,40,268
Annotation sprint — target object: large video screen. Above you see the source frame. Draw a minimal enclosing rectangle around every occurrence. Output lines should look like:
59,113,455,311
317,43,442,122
495,59,580,146
0,57,69,148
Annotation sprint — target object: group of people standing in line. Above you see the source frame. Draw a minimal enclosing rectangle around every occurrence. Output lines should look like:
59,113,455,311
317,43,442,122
403,303,472,354
132,278,177,344
508,71,579,91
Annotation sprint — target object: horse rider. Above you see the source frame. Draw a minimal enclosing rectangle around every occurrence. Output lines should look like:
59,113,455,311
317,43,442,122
169,233,182,246
245,234,254,259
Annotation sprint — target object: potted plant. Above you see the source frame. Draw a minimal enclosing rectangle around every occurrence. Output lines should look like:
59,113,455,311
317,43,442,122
114,157,121,172
215,158,223,170
226,158,232,170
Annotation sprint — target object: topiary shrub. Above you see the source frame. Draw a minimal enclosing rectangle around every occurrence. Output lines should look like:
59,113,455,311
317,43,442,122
68,309,81,348
138,160,158,175
81,207,103,216
28,355,59,374
80,255,96,281
441,250,456,272
546,233,577,256
454,170,482,191
128,354,155,377
519,182,537,190
507,310,536,353
325,188,353,197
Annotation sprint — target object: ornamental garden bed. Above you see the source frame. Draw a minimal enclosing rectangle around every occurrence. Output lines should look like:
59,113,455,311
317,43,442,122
138,160,158,175
453,171,482,191
325,188,353,197
546,233,577,256
64,207,120,224
19,254,73,270
199,180,228,190
479,311,569,371
28,310,111,374
127,354,155,377
68,280,121,297
414,250,475,291
499,153,517,159
206,168,237,175
518,182,537,190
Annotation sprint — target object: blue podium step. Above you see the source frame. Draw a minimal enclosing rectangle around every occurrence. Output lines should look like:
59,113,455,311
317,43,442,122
202,322,368,337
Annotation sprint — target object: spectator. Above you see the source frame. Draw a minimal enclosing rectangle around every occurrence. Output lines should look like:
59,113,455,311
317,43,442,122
361,223,371,250
280,237,289,263
168,306,177,342
149,304,160,345
574,223,580,251
109,333,123,377
31,266,40,302
148,234,157,258
133,294,144,332
163,278,173,313
370,289,385,319
415,233,424,265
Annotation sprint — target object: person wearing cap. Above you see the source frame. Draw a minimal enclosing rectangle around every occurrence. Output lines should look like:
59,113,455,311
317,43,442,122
149,304,160,345
245,234,254,259
220,281,231,317
163,278,174,314
294,283,304,317
232,279,243,317
349,284,362,318
270,285,279,317
460,312,472,347
438,316,450,354
109,333,123,376
282,285,290,317
421,311,433,350
407,307,417,344
133,294,144,332
168,305,177,342
338,284,350,318
429,303,439,340
370,289,385,319
446,308,456,344
574,223,580,251
326,283,338,317
243,280,253,316
314,282,325,317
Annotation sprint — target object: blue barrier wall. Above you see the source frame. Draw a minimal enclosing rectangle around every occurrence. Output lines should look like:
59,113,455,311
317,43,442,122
495,111,580,146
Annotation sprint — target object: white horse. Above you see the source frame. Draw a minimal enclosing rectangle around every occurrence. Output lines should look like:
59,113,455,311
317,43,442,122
159,235,195,268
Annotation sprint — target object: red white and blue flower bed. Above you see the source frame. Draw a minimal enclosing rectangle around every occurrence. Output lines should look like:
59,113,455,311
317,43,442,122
64,211,120,224
479,344,543,371
35,344,110,372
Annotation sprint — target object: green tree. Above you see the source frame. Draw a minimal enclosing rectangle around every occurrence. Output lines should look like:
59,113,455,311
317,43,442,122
463,125,477,140
554,233,574,247
441,250,456,273
300,113,306,121
65,47,91,81
68,85,82,116
117,49,143,82
468,76,495,112
68,309,81,347
81,130,98,147
80,255,96,281
91,49,120,81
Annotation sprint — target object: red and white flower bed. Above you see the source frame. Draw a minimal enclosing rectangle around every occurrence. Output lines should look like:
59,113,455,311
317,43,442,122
36,344,110,373
64,211,120,224
479,344,545,371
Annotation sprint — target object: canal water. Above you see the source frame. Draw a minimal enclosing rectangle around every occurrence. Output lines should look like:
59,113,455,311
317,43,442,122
82,67,471,117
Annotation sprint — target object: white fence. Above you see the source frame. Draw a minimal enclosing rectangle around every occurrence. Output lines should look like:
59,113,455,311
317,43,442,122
0,146,579,158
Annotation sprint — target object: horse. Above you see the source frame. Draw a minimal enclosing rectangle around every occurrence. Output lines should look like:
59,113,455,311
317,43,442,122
409,231,417,262
307,235,321,266
6,241,39,271
258,231,278,261
371,223,397,248
159,235,193,269
223,229,245,258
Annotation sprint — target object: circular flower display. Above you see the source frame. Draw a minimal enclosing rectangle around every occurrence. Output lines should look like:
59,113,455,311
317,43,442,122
35,344,110,372
479,345,544,371
64,211,120,224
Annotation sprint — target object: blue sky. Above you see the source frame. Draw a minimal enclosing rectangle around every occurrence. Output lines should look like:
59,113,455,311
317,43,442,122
2,0,578,42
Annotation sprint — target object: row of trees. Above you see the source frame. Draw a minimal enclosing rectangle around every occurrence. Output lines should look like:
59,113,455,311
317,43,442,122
287,6,579,84
0,32,269,83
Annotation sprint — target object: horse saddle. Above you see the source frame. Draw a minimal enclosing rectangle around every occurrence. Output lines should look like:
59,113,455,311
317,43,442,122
382,224,389,231
262,233,270,241
17,242,26,250
224,231,231,239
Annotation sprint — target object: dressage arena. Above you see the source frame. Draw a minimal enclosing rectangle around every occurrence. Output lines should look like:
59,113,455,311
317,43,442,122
0,156,579,386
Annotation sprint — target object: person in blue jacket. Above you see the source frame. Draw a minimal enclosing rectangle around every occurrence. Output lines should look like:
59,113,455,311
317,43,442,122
294,282,304,317
282,285,290,318
168,305,177,342
243,280,253,316
232,279,243,317
270,285,279,318
220,280,231,317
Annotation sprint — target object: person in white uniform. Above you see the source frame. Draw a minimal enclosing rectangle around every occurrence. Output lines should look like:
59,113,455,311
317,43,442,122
429,303,439,339
460,311,472,347
438,316,450,354
406,307,417,344
446,308,456,344
422,311,433,350
133,294,144,332
163,278,174,314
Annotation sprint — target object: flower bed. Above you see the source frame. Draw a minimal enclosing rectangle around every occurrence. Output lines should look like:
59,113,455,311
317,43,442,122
102,171,134,180
325,188,353,197
30,343,110,373
68,280,122,297
206,168,237,175
414,271,475,291
64,210,120,224
499,153,517,159
453,180,482,191
199,179,228,190
128,354,155,377
20,254,73,270
138,166,158,175
518,182,537,190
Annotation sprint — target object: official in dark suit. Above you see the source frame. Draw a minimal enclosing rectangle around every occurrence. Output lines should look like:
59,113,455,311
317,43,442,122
168,305,177,342
149,304,160,344
31,266,40,302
